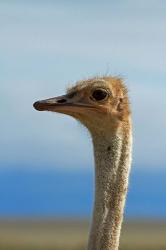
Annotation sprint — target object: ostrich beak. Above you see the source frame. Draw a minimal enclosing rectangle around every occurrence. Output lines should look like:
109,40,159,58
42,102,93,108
33,94,93,115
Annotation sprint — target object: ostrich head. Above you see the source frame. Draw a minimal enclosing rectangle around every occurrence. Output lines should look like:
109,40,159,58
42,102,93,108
33,76,130,135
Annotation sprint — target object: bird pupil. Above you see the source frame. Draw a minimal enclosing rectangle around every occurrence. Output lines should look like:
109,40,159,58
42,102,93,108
92,89,107,101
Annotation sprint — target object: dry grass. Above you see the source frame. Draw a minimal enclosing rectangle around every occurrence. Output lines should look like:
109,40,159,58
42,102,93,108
0,219,165,250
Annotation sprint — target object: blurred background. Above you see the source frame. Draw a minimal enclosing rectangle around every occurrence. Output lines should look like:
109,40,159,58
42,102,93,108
1,0,166,249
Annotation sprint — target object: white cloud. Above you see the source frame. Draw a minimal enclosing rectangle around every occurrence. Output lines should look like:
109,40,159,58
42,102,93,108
130,83,166,168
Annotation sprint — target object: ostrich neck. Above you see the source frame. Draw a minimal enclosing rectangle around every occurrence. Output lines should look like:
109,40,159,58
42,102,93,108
87,123,132,250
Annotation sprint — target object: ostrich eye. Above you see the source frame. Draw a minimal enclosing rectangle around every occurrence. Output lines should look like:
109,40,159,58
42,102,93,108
91,89,108,101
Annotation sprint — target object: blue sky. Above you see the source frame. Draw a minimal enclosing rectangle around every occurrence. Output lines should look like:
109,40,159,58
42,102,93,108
1,0,166,170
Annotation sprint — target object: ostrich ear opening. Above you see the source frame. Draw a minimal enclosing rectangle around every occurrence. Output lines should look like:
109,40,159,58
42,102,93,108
117,98,124,112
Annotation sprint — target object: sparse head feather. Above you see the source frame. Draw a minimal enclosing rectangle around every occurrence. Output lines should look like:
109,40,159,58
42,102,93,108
67,76,128,97
67,76,130,112
66,76,131,134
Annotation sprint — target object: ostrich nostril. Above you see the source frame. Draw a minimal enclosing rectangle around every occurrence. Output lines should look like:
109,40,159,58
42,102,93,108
57,99,67,104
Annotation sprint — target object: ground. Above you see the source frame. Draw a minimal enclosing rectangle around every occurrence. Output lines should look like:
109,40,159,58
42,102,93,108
0,219,165,250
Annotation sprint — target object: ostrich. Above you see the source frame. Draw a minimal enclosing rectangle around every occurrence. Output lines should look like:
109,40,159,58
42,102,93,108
33,76,132,250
